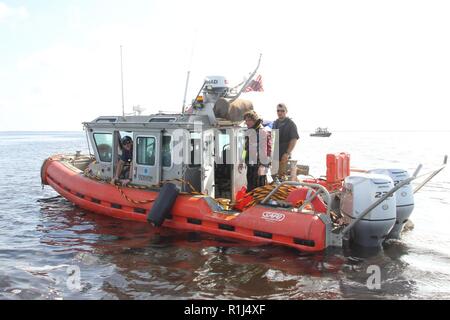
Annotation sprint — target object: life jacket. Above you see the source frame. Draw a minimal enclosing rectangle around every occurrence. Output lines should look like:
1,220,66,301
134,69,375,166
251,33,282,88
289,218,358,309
243,119,272,166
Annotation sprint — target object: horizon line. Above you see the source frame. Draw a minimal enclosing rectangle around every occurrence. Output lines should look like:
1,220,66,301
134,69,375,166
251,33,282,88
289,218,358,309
1,129,450,133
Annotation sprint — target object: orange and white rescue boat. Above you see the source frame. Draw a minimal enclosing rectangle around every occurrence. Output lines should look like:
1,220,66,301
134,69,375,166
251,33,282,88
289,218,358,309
41,153,335,252
40,74,447,252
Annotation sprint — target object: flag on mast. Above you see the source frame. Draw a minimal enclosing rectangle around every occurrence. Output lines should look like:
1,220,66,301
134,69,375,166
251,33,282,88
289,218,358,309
244,74,264,92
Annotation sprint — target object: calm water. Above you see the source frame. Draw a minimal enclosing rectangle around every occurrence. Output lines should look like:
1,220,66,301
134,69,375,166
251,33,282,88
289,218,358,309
0,131,449,300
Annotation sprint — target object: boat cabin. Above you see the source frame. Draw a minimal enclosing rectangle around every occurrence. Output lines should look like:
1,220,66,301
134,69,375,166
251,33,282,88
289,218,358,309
83,77,249,201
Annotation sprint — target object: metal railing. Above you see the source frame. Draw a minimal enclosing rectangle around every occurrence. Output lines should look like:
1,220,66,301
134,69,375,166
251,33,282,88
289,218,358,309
260,181,332,216
414,155,447,194
341,155,447,236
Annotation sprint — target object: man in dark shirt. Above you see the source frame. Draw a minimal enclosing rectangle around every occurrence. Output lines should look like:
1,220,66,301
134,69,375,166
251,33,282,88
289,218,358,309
111,136,133,186
272,103,299,180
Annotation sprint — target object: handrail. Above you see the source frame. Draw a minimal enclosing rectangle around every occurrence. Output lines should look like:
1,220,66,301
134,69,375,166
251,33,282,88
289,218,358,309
297,189,321,212
191,80,207,109
260,158,447,239
228,54,262,103
414,155,447,194
261,181,332,216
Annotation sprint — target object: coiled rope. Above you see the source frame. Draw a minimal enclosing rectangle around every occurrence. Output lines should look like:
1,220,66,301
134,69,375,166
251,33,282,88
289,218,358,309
48,157,303,211
81,161,305,211
232,183,299,211
83,165,203,205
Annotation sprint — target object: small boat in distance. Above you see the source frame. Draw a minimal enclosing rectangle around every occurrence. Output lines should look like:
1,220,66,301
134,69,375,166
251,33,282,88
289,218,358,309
310,127,332,137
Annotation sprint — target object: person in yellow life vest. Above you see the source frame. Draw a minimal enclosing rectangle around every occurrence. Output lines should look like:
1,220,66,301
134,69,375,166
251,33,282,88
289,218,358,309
239,111,272,192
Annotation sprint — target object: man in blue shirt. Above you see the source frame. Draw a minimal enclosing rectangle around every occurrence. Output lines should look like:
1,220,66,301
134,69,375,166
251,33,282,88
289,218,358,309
111,136,133,186
272,103,299,180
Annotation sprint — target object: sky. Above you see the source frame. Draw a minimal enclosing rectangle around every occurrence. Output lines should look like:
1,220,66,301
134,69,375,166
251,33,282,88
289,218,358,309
1,0,449,131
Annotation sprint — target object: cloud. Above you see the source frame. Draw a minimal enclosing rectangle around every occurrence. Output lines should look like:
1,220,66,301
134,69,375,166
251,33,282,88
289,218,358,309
0,2,29,22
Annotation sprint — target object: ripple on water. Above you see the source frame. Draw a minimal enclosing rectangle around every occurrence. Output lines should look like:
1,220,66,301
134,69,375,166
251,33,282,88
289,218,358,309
1,131,450,299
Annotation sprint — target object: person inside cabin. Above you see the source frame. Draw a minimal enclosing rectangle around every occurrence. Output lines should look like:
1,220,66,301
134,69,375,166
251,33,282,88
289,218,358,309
271,103,299,181
239,111,272,192
111,135,133,186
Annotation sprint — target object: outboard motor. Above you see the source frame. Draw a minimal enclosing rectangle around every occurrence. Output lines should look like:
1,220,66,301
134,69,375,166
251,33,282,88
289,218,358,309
340,174,396,247
369,169,414,239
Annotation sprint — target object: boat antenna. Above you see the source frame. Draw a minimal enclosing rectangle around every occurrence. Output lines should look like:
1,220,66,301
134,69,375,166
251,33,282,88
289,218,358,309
182,30,198,114
182,71,191,115
120,45,125,117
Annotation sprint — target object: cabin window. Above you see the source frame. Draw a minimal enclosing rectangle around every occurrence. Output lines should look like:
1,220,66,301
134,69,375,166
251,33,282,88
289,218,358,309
94,133,113,162
218,132,230,164
189,132,201,166
136,137,156,166
95,117,118,123
149,117,176,123
162,135,172,167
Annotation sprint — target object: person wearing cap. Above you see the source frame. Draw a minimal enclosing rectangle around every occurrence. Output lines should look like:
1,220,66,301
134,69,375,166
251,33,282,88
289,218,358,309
111,136,133,186
272,103,299,180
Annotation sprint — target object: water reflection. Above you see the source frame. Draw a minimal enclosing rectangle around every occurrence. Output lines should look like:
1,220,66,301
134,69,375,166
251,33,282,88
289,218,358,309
337,241,416,299
3,131,449,299
33,196,427,299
